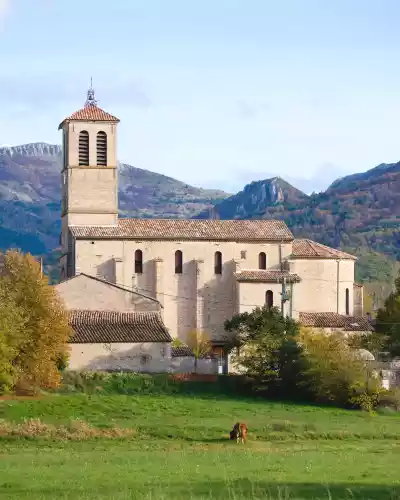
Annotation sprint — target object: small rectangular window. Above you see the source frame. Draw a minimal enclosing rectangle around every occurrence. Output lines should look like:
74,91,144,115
240,250,247,260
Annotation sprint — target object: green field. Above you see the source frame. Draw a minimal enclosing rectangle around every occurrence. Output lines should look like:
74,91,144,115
1,392,400,499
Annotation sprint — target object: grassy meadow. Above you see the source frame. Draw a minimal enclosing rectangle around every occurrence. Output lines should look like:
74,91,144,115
0,376,400,499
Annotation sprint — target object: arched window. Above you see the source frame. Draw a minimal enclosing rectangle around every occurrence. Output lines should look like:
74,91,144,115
134,249,143,274
175,250,183,274
259,252,267,270
345,288,349,315
78,131,89,166
266,290,273,309
214,251,222,275
96,131,107,166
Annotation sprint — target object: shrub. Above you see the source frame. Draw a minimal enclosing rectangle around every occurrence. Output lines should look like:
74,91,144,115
299,328,380,408
377,388,400,411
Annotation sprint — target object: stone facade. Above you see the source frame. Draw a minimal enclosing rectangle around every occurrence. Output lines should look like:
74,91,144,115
68,342,170,372
58,93,368,362
55,273,161,313
70,237,294,343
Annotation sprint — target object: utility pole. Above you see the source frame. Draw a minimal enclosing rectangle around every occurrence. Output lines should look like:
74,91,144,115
281,277,286,316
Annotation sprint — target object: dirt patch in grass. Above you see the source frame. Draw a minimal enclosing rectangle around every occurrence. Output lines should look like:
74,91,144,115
0,418,136,441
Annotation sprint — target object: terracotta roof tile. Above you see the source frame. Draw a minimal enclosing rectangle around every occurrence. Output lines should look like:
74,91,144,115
171,346,212,358
68,310,171,343
299,312,373,331
292,239,357,260
59,105,119,129
70,219,294,242
171,346,195,357
235,270,301,283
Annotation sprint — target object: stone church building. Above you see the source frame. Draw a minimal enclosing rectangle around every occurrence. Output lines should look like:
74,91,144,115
56,88,371,373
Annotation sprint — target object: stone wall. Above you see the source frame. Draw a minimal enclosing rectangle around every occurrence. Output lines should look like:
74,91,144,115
68,342,170,372
74,238,292,341
287,258,355,317
56,274,160,313
68,342,219,374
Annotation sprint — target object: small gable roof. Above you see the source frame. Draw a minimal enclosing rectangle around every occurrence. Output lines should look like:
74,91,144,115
69,310,171,343
299,312,373,331
292,239,357,260
235,269,301,283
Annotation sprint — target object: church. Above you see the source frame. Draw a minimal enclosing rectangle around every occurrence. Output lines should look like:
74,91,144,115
56,87,371,373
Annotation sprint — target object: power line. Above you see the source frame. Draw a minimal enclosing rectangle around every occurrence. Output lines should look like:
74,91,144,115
107,278,400,324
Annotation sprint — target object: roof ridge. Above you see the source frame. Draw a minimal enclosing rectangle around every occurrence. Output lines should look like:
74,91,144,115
70,219,294,242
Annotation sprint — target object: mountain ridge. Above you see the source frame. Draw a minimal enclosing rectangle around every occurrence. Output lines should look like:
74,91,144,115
0,142,399,293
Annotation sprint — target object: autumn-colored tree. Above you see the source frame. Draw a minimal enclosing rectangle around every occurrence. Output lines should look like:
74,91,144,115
0,282,27,393
0,250,71,393
299,327,380,408
186,329,212,373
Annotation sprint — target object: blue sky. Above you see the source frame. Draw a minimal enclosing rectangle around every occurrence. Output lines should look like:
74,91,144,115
0,0,400,193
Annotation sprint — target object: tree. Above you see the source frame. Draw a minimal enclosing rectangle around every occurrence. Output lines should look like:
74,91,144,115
375,272,400,357
0,283,27,393
185,329,212,374
0,250,71,393
224,306,304,397
298,328,379,407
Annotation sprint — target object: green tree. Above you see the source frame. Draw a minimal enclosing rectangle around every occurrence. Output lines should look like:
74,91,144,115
224,306,303,397
375,272,400,357
0,250,71,393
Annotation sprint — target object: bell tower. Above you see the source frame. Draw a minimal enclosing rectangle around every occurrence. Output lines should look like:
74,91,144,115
58,82,120,279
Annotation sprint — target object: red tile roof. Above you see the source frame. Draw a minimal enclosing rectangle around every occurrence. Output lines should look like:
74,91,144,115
292,239,357,260
171,346,213,358
235,270,301,283
59,105,120,129
69,218,294,242
68,310,171,343
299,312,373,331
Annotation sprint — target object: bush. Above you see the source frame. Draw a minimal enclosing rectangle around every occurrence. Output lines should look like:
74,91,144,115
298,328,381,408
377,388,400,411
59,371,254,398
